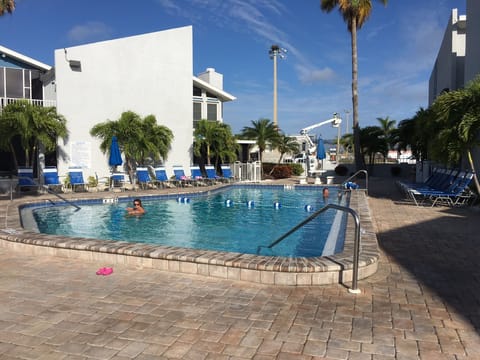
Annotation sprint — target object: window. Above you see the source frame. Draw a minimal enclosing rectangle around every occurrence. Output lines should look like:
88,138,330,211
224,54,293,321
5,68,23,98
207,104,217,121
206,91,217,99
193,103,201,121
193,86,202,96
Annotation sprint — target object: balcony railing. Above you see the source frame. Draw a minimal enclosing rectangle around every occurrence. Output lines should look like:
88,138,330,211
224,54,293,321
0,97,57,110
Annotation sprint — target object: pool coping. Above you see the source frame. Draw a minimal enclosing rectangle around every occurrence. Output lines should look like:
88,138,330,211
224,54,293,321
0,184,379,286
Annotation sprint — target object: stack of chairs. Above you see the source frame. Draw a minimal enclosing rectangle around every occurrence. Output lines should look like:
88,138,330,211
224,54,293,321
397,168,475,206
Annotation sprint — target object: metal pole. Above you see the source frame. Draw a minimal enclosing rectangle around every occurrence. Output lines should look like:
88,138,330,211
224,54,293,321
273,53,278,128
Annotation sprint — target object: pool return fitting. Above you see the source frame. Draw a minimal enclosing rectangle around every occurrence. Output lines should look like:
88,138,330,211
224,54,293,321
257,203,362,294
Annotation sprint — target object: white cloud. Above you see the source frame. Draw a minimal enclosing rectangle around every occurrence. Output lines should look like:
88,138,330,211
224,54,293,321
67,21,113,43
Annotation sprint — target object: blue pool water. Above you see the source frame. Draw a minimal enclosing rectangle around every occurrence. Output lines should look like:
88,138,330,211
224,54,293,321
31,186,347,257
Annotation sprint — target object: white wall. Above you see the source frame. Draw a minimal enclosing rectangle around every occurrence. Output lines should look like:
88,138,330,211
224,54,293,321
54,26,193,180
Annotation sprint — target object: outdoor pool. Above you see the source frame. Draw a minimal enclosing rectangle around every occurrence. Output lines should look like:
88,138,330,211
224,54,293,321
30,185,347,257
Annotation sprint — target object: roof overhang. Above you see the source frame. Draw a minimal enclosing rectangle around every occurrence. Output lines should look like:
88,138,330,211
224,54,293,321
0,45,51,71
193,76,236,102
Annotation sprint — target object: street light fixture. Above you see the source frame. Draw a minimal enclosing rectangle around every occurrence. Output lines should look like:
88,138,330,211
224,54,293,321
269,44,286,129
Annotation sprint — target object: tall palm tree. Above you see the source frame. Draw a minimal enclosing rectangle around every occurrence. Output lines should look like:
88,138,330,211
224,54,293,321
321,0,388,171
240,118,279,162
194,120,238,167
194,120,220,166
0,0,15,15
0,100,68,169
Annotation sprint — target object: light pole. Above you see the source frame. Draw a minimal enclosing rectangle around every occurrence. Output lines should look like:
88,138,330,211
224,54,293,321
344,109,350,134
269,45,286,129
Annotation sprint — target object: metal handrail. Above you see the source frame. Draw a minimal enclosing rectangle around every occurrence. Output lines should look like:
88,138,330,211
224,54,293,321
342,169,368,195
257,203,362,293
43,186,81,211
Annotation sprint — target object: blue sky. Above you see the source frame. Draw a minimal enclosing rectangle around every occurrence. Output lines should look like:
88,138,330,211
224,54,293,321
1,0,466,140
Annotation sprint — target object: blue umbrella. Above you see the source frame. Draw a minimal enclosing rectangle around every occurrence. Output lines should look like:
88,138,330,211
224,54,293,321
316,138,326,160
109,136,122,168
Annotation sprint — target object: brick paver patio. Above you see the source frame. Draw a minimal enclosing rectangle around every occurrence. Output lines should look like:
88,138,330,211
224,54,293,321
0,177,479,359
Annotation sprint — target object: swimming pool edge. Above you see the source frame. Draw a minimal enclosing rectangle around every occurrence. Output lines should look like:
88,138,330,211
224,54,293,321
0,186,379,286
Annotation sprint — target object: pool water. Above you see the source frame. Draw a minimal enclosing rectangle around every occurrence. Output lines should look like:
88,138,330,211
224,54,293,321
32,186,346,257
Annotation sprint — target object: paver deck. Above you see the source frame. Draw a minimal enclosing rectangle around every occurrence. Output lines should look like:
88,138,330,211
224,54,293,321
0,177,479,359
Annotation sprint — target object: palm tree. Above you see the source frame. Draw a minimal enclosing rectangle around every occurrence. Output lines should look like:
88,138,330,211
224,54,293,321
194,120,238,167
0,0,15,15
273,134,300,164
377,116,396,147
240,118,279,162
321,0,388,171
360,126,388,166
431,76,480,195
90,111,173,179
0,100,68,170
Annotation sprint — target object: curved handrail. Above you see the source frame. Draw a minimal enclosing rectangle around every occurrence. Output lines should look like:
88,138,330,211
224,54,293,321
257,203,362,293
342,169,368,195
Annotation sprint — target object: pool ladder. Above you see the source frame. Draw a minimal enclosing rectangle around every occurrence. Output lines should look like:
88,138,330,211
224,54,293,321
257,203,362,294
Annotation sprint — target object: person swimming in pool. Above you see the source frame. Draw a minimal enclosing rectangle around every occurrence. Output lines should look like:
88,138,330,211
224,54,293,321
126,198,145,215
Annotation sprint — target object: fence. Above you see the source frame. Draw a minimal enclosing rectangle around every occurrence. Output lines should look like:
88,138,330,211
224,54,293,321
232,161,262,182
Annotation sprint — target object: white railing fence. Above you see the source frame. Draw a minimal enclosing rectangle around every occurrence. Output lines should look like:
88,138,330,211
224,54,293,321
233,161,262,182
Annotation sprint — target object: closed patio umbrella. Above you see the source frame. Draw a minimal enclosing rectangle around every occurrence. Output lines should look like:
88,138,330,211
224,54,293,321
109,136,122,170
317,138,326,169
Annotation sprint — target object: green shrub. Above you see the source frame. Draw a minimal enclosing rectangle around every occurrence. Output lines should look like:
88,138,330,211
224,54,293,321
334,164,349,176
289,163,304,176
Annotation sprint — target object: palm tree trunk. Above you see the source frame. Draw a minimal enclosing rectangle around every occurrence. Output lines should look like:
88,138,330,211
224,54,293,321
351,17,364,171
467,150,480,196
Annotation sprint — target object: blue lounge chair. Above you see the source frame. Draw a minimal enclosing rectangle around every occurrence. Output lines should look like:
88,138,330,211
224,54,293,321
205,165,220,184
408,171,474,206
173,165,192,187
17,167,39,192
190,165,207,186
68,167,88,192
220,165,234,183
136,167,153,189
43,167,63,192
153,167,176,188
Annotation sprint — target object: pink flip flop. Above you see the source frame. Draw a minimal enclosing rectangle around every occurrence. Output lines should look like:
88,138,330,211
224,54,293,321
96,267,114,276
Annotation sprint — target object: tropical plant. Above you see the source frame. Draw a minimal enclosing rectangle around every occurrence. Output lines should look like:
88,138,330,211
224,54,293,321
272,134,299,164
90,111,173,179
376,116,396,150
0,100,68,170
193,119,238,167
360,126,388,165
431,75,480,195
240,118,279,162
0,0,15,15
320,0,388,171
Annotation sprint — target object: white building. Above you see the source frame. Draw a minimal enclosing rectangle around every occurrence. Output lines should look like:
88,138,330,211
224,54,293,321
428,0,480,171
0,26,235,179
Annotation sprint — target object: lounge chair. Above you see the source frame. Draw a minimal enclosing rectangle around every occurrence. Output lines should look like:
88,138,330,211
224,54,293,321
220,164,234,183
42,167,63,192
407,171,474,206
205,165,221,185
110,172,127,191
17,167,39,192
173,165,193,187
153,166,176,188
190,165,207,186
136,167,154,189
68,167,89,192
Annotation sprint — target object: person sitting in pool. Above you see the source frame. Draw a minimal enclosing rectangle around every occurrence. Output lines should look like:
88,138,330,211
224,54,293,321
322,187,329,202
126,199,145,215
